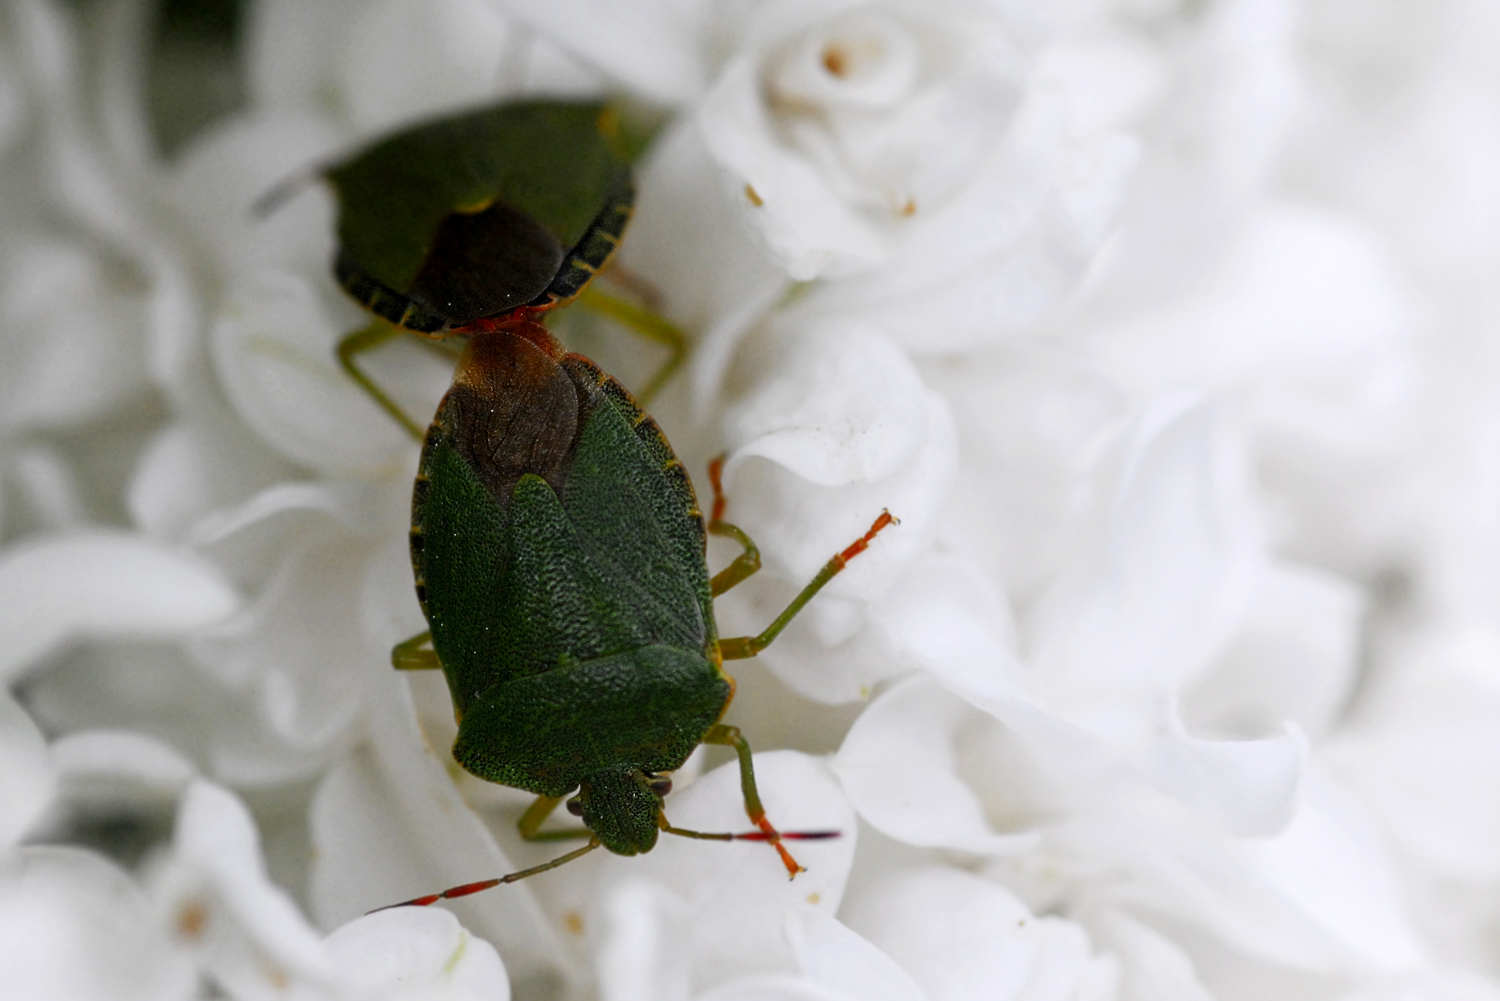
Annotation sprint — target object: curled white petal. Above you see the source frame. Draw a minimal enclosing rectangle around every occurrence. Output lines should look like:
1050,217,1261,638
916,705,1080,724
0,690,54,848
723,322,956,599
614,752,857,986
835,676,1038,854
1025,395,1262,728
161,780,336,994
595,880,692,1001
843,866,1120,1001
0,530,239,682
51,729,196,807
784,905,928,1001
325,906,509,1001
0,847,196,1001
485,0,708,104
309,669,569,987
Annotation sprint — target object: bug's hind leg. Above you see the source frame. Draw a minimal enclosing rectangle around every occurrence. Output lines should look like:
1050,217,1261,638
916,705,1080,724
338,320,427,440
574,285,687,406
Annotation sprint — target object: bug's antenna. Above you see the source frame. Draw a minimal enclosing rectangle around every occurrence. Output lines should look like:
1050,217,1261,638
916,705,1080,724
367,839,601,913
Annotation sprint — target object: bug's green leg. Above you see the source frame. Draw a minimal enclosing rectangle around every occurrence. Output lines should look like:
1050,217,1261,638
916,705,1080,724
367,839,602,912
701,724,807,877
716,511,898,661
705,456,763,597
517,794,592,842
391,631,439,670
337,320,426,441
574,285,687,406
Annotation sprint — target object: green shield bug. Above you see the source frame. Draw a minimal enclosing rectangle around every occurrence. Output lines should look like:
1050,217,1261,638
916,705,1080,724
380,319,896,909
259,97,683,435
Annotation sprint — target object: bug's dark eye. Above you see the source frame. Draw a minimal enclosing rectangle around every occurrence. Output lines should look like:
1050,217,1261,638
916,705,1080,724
565,796,584,816
645,773,672,798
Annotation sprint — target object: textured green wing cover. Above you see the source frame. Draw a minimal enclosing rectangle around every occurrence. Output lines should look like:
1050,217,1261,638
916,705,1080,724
326,101,630,321
412,330,718,727
453,644,730,796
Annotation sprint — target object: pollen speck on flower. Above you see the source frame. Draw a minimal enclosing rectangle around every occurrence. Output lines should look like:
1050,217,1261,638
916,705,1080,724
176,900,208,941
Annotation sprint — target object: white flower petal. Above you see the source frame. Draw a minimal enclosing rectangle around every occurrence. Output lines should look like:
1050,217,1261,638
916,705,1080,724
701,56,893,280
0,236,150,429
698,975,848,1001
594,879,691,1001
784,903,929,1001
732,552,1011,705
1184,561,1364,741
0,689,54,848
0,846,196,1001
309,672,570,995
1240,768,1425,971
1026,395,1261,727
127,409,300,542
325,907,509,1001
1330,664,1500,880
835,676,1038,854
0,530,239,682
879,554,1022,698
339,0,517,134
1337,972,1500,1001
162,780,336,994
246,0,367,112
211,267,433,475
843,866,1120,1001
608,752,857,986
187,535,375,768
723,322,956,599
928,344,1129,598
485,0,708,103
610,118,788,413
1128,704,1304,838
51,729,196,807
1089,913,1213,1001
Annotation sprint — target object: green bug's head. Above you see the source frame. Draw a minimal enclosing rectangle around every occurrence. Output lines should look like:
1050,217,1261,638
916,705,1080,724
569,769,672,856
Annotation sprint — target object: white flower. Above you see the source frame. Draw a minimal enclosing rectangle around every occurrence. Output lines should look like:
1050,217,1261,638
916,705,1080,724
698,0,1151,294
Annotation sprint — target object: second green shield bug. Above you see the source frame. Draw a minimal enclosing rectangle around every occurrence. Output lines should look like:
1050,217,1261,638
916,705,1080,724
380,320,895,908
283,98,685,435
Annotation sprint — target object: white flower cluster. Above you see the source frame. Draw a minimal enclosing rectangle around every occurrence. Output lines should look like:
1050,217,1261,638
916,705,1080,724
3,0,1500,999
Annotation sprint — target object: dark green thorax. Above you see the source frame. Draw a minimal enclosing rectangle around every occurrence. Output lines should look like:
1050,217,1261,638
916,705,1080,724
325,101,635,331
410,323,728,854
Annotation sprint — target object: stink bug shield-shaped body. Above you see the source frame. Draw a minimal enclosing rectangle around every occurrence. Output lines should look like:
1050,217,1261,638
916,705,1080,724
416,323,720,852
326,101,633,333
313,98,688,435
388,321,896,908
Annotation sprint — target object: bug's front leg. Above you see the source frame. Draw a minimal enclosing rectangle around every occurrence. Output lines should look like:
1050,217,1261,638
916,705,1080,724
701,723,805,877
574,284,687,406
337,320,426,440
517,794,592,842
